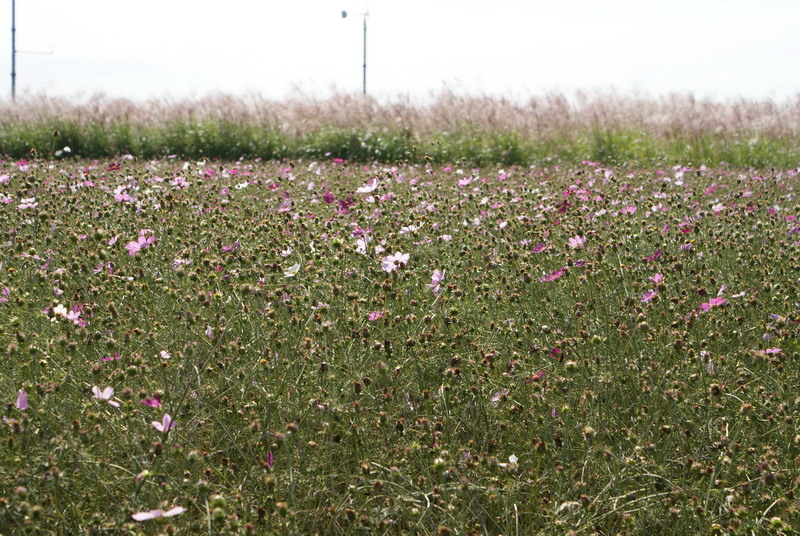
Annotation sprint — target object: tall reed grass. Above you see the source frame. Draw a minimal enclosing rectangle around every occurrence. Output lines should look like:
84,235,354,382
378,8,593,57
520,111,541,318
2,91,800,166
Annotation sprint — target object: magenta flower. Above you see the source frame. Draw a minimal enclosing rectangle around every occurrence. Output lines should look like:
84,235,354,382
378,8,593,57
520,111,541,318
527,370,545,382
102,352,122,362
368,310,384,322
131,506,186,522
427,269,446,294
141,395,162,408
539,267,567,282
152,413,175,433
764,348,782,354
532,242,546,253
221,241,241,253
381,252,409,273
16,389,28,410
92,386,120,408
648,273,664,284
647,248,661,262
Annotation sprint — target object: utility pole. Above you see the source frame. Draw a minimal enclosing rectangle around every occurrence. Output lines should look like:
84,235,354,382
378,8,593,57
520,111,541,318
11,0,16,99
342,9,369,96
361,14,367,95
8,2,53,100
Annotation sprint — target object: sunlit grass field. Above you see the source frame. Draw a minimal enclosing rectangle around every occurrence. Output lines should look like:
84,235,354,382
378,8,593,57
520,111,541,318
1,148,799,533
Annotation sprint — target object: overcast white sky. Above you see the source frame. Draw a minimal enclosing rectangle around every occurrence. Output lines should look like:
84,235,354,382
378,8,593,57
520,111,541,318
1,0,799,102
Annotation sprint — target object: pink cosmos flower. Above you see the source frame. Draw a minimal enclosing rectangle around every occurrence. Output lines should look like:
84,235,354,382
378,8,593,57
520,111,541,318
16,389,28,410
641,290,658,303
172,258,192,269
648,273,664,284
141,395,162,408
698,297,727,313
92,386,120,408
131,506,186,522
368,311,384,322
221,241,241,253
764,348,782,354
102,352,122,362
532,242,546,253
356,178,379,193
567,235,586,249
169,176,189,189
381,252,409,273
527,370,545,382
152,413,175,433
0,287,9,303
647,248,661,262
126,232,155,256
490,389,509,404
427,269,446,294
17,197,38,210
67,304,87,327
539,267,567,282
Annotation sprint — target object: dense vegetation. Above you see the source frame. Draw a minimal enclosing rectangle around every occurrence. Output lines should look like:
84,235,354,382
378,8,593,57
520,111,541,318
2,92,800,167
1,153,798,534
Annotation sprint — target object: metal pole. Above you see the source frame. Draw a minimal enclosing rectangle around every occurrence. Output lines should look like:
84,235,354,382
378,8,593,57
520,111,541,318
362,14,366,95
11,0,16,100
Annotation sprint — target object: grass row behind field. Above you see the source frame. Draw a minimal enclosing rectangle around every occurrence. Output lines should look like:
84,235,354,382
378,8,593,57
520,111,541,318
2,92,800,167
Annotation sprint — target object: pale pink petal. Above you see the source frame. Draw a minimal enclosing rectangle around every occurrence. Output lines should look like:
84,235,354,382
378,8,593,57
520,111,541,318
132,509,163,521
16,389,28,410
162,506,187,517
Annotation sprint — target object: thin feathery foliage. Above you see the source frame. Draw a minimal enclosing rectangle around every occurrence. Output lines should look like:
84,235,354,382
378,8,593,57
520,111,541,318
0,154,798,534
2,92,800,166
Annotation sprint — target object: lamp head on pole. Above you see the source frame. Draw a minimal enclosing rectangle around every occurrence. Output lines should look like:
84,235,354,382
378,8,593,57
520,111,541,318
341,10,347,18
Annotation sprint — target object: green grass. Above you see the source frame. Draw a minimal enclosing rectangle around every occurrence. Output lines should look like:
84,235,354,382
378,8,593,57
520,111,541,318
4,120,800,168
3,92,800,168
0,156,798,534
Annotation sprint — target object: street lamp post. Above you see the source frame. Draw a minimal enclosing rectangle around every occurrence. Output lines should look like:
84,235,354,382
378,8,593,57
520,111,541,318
341,9,368,95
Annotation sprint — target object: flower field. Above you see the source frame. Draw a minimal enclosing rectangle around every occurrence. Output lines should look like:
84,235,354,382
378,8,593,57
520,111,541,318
1,154,798,534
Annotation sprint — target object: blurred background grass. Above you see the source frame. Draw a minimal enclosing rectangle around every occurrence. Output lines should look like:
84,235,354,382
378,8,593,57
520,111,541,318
2,92,799,167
